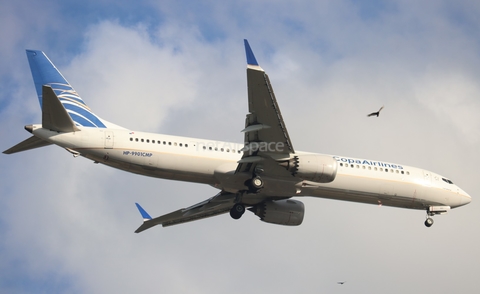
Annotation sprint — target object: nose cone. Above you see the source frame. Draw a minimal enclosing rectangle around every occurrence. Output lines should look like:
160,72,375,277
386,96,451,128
457,189,472,207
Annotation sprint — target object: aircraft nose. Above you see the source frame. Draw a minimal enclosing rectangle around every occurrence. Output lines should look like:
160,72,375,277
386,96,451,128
459,190,472,206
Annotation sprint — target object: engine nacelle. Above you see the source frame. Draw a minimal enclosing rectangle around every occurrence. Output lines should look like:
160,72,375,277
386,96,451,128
249,199,305,226
278,154,337,183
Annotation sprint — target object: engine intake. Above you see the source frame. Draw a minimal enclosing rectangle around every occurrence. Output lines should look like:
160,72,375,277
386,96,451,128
248,199,304,226
278,154,337,183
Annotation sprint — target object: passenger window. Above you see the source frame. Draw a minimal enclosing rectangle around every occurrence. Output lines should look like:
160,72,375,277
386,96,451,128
185,144,188,147
141,139,144,142
135,138,138,142
179,143,183,147
146,139,150,143
130,138,133,141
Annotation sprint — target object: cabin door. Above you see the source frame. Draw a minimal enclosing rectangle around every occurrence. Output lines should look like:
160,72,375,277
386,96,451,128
104,131,114,149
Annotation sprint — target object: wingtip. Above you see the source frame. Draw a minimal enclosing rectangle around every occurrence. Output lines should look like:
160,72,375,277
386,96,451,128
135,203,152,221
244,39,259,66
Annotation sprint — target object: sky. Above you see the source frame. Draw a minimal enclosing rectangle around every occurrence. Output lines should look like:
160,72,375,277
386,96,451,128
1,0,480,293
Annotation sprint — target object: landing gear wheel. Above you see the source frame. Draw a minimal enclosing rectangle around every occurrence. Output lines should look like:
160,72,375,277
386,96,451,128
250,176,263,190
424,217,434,227
230,204,245,220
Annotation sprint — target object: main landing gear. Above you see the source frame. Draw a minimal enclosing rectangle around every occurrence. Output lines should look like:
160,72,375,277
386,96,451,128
246,175,264,192
230,174,263,220
230,203,245,220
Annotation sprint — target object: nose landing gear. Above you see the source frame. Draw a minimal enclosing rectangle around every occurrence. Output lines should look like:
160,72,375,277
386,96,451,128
424,217,434,227
424,206,450,227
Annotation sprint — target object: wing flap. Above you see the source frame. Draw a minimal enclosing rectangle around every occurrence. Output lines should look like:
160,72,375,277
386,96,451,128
244,69,294,155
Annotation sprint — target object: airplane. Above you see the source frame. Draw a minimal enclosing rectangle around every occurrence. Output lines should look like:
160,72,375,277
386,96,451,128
3,40,471,233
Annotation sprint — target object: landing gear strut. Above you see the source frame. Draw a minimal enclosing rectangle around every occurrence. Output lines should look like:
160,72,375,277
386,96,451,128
230,203,245,220
424,206,450,227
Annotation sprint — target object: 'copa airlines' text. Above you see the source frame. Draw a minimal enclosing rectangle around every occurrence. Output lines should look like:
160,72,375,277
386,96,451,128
334,156,404,169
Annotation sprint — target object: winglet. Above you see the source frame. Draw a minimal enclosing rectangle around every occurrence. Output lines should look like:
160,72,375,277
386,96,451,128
135,203,152,221
135,203,159,233
244,39,259,66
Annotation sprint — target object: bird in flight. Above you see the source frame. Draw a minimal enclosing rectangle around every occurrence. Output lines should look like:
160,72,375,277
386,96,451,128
367,106,384,117
337,281,346,285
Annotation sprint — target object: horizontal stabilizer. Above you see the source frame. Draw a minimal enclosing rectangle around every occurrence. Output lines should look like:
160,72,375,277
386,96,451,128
135,193,236,233
3,136,52,154
42,85,80,132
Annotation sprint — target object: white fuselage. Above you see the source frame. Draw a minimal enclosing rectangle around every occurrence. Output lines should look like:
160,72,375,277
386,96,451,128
32,125,471,211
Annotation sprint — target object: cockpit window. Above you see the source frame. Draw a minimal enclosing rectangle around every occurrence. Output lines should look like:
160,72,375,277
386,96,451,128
442,178,454,184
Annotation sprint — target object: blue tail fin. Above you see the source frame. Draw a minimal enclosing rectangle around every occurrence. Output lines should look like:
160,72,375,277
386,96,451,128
26,50,106,128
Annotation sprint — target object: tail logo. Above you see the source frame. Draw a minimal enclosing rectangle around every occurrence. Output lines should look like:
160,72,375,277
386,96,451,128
47,82,106,128
27,50,106,128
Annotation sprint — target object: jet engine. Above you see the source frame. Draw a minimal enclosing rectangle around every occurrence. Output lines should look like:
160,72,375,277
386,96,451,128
278,154,337,183
248,199,305,226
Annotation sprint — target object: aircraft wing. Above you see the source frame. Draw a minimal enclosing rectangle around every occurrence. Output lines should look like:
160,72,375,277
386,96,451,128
236,40,295,177
134,40,299,233
134,192,236,232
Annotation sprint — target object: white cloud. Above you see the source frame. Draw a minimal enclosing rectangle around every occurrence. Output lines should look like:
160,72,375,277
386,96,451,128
414,69,480,144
